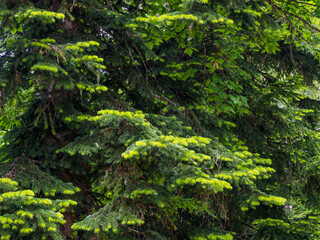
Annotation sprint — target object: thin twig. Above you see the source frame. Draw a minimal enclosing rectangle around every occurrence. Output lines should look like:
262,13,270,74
281,0,316,7
162,0,171,11
151,91,177,106
268,0,320,33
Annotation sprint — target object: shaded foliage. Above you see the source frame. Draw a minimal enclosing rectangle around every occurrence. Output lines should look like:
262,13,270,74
1,0,320,239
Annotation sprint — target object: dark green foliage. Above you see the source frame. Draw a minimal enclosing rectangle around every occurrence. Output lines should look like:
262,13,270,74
2,0,320,239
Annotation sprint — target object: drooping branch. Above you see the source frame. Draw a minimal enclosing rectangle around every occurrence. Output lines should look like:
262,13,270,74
267,0,320,33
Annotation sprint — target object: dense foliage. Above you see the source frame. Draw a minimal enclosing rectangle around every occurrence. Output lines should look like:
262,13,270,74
2,0,320,239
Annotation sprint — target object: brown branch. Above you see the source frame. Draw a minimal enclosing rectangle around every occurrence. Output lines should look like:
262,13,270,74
281,0,316,7
131,36,149,80
151,91,177,106
240,221,257,231
267,0,320,33
257,53,269,71
287,4,312,17
266,0,306,74
129,0,144,15
289,27,304,75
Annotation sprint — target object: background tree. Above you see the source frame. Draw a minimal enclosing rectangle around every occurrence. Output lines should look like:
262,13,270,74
1,0,320,239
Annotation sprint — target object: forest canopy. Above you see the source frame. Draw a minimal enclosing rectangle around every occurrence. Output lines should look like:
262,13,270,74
1,0,320,239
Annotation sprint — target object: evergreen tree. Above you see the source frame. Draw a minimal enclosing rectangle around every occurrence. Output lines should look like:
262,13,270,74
1,0,320,239
0,178,76,240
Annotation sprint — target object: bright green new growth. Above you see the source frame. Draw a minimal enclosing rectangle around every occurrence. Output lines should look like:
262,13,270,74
59,108,281,238
2,0,320,239
0,178,76,240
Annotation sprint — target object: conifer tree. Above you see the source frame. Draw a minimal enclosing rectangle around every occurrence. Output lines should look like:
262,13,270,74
0,178,76,240
1,0,320,239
